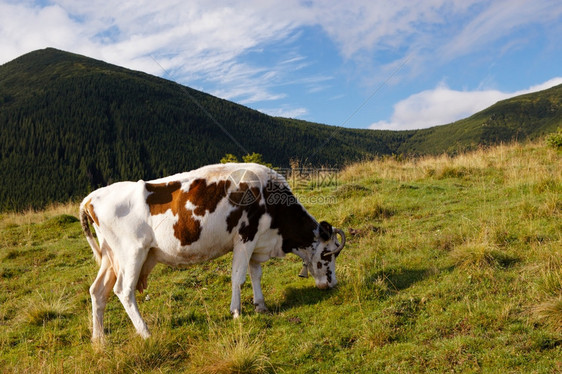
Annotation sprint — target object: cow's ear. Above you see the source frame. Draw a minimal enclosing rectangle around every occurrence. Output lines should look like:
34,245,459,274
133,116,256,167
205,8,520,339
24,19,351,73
318,221,333,242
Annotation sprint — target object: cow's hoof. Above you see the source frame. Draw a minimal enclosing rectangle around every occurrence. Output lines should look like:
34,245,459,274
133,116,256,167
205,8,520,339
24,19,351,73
91,335,107,351
232,310,240,319
255,304,268,313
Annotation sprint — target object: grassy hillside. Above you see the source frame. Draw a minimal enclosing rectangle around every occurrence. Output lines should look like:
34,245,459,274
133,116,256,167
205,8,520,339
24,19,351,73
1,140,560,373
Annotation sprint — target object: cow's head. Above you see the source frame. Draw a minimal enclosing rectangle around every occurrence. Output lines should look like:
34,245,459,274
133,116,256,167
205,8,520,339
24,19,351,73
298,221,346,289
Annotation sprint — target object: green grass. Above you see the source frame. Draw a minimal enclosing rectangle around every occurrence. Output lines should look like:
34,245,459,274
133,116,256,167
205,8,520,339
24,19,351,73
1,141,561,373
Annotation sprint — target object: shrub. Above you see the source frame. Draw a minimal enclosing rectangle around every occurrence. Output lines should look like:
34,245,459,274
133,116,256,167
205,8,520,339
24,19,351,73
220,152,273,168
545,128,562,150
220,153,239,163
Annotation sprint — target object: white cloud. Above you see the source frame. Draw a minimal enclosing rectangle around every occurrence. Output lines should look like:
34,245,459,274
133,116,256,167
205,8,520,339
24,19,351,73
0,0,308,106
0,0,497,85
526,77,562,93
304,0,476,59
1,0,561,125
370,77,562,130
0,2,92,58
1,1,298,72
441,0,562,61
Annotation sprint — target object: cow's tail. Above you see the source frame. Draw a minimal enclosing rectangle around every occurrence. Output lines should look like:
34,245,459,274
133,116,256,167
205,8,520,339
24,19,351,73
80,200,102,265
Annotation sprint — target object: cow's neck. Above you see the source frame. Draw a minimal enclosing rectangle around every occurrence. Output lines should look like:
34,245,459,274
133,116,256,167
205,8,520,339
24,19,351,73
291,245,314,263
264,180,319,253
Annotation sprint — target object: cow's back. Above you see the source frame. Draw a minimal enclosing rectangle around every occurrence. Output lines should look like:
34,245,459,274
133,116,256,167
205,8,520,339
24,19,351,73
83,163,288,266
146,163,280,265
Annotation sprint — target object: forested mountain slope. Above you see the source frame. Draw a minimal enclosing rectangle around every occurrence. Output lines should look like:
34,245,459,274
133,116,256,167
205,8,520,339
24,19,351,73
0,48,410,210
1,48,560,211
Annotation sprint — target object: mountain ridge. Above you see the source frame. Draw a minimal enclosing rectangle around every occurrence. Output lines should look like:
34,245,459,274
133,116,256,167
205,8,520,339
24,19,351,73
398,84,562,154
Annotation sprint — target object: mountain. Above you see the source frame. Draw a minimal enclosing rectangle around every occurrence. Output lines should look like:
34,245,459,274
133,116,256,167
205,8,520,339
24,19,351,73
0,48,560,211
0,48,411,211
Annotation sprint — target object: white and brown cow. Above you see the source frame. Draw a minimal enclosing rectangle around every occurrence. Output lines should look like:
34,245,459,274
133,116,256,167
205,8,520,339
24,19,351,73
80,163,345,341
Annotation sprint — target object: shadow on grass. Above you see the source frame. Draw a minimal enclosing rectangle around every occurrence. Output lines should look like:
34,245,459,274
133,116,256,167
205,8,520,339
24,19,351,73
365,265,455,297
273,266,456,313
383,267,433,292
276,286,334,312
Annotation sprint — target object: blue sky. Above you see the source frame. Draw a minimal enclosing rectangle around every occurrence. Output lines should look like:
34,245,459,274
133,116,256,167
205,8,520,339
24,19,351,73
1,0,561,130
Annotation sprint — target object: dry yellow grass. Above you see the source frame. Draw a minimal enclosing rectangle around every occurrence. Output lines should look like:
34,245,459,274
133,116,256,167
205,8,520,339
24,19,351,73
340,141,561,187
0,201,78,228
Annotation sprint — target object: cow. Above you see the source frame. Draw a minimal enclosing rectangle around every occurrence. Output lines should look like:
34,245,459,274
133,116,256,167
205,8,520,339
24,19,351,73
80,163,345,341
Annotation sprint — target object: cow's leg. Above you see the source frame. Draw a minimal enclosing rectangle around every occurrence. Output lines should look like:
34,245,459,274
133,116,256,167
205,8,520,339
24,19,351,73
90,254,116,343
230,241,256,318
249,259,267,313
113,247,151,339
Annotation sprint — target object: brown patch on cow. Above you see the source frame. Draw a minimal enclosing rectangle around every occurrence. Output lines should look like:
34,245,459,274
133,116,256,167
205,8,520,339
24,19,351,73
84,198,100,226
186,179,231,216
226,182,265,243
175,209,201,246
146,181,182,215
317,262,322,269
146,179,231,246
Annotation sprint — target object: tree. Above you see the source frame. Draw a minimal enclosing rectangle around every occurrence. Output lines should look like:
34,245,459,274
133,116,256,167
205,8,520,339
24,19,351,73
220,153,239,163
220,152,273,168
546,127,562,151
242,152,273,168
